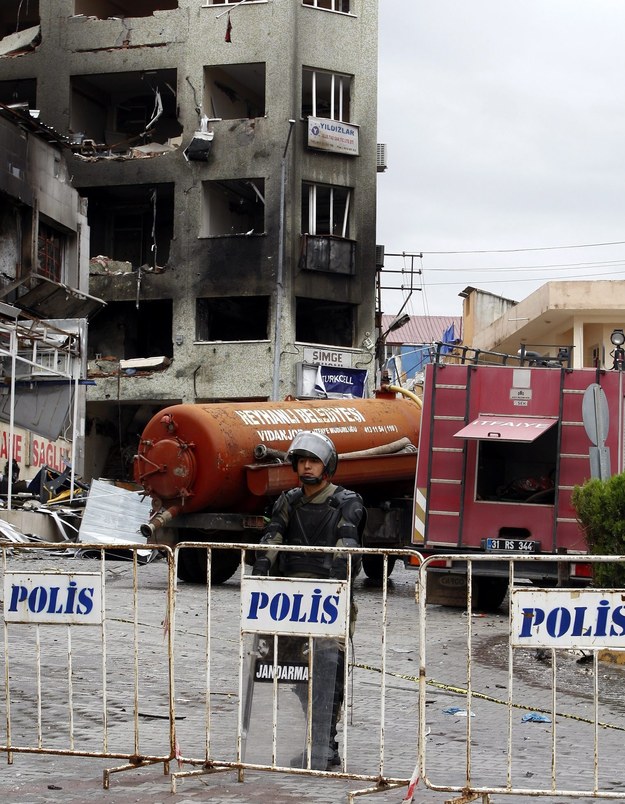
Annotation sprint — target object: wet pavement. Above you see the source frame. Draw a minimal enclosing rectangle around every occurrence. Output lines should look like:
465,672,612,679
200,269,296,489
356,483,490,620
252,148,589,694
2,550,625,803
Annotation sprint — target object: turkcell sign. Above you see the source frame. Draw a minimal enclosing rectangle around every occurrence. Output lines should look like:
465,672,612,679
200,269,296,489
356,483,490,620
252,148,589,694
511,588,625,648
240,577,349,637
307,116,359,156
3,571,103,625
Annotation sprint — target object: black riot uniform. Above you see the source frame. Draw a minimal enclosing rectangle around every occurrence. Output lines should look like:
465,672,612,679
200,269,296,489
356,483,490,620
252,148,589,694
252,431,365,770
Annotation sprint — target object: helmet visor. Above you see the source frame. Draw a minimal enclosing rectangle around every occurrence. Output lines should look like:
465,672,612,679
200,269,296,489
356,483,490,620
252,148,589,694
287,432,334,466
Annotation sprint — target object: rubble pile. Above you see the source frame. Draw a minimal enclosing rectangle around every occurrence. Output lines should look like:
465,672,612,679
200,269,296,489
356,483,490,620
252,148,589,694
0,468,152,557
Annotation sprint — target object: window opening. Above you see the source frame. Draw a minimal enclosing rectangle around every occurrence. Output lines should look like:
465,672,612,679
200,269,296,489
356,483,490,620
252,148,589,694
88,300,173,360
303,0,350,12
302,68,351,122
201,178,265,237
475,429,557,505
0,200,31,285
74,1,177,17
196,296,269,341
37,222,64,282
296,298,354,348
83,184,174,268
0,79,36,111
204,63,265,119
302,182,350,237
70,69,181,157
0,1,40,39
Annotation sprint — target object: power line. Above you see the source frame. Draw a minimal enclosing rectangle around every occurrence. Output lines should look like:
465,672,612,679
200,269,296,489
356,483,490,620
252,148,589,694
411,240,625,255
418,258,625,273
383,267,625,290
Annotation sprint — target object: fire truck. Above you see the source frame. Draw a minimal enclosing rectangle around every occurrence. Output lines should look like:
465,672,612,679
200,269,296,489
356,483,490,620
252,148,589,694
133,394,421,584
412,344,624,610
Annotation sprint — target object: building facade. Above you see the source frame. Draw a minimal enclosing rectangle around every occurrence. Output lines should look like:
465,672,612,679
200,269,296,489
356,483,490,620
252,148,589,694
0,0,379,481
0,103,92,478
460,282,625,371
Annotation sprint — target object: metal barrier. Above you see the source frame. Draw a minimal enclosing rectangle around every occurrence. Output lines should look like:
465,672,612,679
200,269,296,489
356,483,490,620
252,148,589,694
416,553,625,803
0,542,175,786
5,542,625,802
169,542,423,801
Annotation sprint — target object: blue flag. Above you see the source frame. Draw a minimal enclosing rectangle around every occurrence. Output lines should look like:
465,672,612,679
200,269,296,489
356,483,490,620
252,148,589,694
440,323,455,353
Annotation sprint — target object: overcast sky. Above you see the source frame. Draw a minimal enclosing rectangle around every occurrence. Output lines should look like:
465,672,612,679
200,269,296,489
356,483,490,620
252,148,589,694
376,0,625,320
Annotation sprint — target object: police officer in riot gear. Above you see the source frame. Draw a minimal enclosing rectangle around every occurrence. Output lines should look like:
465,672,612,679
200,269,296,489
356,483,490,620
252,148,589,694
252,430,365,769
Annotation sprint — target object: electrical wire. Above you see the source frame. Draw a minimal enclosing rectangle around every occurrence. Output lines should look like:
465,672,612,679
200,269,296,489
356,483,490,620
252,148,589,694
417,258,625,273
416,240,625,255
411,267,625,287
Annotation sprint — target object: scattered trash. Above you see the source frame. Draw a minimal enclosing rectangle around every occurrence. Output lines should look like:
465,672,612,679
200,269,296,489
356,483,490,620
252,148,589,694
0,468,156,563
521,712,552,723
443,706,475,717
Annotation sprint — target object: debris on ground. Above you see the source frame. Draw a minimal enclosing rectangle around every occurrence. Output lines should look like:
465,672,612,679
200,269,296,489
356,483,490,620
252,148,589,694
521,712,552,723
0,466,151,560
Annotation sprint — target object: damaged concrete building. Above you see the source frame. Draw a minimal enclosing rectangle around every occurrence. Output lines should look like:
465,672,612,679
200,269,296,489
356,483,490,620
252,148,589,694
0,0,379,483
0,99,95,486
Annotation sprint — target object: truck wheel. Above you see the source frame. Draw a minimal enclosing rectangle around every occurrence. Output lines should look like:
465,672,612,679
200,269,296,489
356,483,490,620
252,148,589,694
177,539,241,585
474,577,508,611
362,554,396,582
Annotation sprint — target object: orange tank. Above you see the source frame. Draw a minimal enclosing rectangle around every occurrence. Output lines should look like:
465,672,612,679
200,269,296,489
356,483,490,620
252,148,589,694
134,396,421,522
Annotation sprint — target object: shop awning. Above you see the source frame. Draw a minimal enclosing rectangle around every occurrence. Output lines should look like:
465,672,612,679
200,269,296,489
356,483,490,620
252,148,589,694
454,415,558,443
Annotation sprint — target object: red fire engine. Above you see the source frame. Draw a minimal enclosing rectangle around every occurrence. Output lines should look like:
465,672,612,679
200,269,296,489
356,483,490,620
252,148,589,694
412,344,624,610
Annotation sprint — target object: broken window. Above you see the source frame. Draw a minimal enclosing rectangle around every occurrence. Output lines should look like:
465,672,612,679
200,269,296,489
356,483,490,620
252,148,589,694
88,300,173,360
0,200,31,285
299,235,355,275
196,296,269,341
74,1,177,17
302,182,351,237
201,179,265,237
296,298,354,348
0,79,36,112
302,68,351,122
70,69,181,155
37,221,65,282
0,1,40,40
204,63,266,119
83,183,174,268
303,0,351,12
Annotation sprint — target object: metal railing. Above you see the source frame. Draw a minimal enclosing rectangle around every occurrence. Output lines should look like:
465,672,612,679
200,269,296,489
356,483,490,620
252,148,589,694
416,553,625,803
0,542,175,787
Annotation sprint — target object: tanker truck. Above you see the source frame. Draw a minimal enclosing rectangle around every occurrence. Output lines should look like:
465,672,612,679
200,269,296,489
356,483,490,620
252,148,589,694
133,390,421,584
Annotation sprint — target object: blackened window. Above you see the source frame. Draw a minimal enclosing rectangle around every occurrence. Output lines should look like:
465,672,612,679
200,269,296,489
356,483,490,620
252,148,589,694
37,223,63,282
196,296,269,341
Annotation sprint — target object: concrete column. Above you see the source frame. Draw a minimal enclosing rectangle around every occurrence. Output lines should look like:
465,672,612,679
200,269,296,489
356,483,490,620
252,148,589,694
572,316,584,369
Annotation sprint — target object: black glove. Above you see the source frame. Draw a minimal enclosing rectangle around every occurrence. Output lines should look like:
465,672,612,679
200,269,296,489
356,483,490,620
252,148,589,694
330,555,349,580
252,555,271,576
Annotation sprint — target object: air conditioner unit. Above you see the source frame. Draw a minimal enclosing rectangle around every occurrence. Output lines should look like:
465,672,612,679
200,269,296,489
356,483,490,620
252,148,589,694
376,143,387,172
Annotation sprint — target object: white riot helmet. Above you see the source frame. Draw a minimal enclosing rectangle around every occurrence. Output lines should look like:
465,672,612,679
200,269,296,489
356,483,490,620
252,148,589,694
286,431,338,481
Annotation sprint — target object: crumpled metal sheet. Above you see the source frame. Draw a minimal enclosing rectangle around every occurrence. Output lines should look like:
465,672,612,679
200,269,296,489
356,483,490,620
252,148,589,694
78,479,152,549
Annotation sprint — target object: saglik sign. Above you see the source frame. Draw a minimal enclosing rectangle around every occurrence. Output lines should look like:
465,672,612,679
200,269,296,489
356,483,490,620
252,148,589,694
511,588,625,648
307,116,359,156
240,577,349,637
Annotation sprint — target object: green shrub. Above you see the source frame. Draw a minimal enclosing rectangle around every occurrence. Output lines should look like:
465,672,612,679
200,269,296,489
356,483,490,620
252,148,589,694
571,473,625,587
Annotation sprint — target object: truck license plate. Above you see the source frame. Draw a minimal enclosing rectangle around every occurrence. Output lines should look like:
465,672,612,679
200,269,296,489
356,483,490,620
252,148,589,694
484,538,538,553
